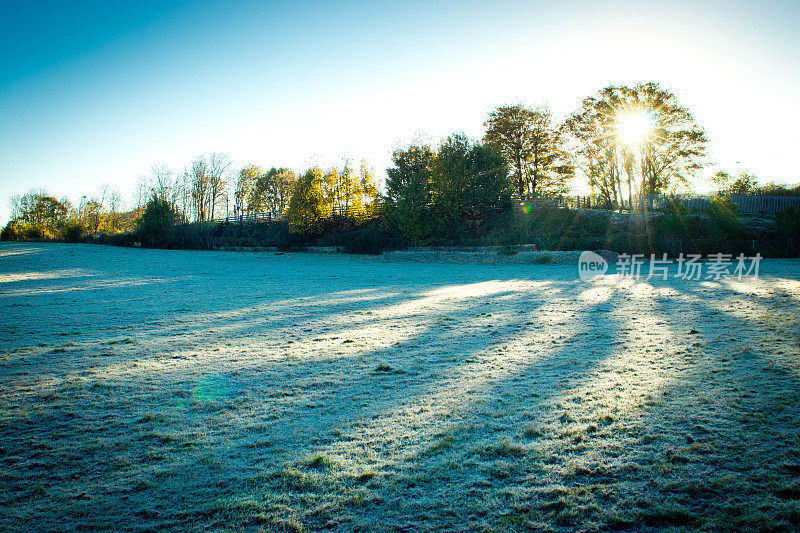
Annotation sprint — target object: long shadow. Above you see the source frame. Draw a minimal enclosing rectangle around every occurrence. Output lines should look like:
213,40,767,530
227,282,626,531
323,271,800,531
624,272,800,529
2,243,580,530
477,270,800,531
326,284,628,531
6,244,795,530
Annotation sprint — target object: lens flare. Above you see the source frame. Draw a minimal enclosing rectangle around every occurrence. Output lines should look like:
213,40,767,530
617,111,654,146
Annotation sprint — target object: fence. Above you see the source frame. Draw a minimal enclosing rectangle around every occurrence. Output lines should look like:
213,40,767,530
223,212,280,223
633,194,800,214
513,195,619,210
217,194,798,223
221,204,379,224
515,194,800,215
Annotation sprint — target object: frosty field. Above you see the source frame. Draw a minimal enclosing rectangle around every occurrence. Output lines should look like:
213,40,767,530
2,242,800,532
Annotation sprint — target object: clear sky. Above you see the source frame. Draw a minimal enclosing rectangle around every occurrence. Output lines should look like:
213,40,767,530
1,0,799,223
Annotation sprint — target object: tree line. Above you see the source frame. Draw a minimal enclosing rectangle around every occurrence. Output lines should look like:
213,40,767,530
135,154,381,227
5,81,795,246
381,82,712,243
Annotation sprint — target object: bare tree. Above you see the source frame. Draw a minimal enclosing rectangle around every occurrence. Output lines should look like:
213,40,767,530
133,176,149,213
189,154,232,221
150,164,173,202
207,153,231,220
107,185,122,232
172,170,191,222
9,194,22,220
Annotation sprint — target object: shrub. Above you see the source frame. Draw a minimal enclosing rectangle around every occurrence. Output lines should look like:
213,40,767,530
136,196,176,248
754,183,800,196
661,197,689,216
169,221,217,249
706,196,742,243
1,220,23,241
707,196,739,219
334,222,406,254
23,224,49,240
497,245,518,256
1,221,57,241
94,231,138,247
776,207,800,239
61,220,86,243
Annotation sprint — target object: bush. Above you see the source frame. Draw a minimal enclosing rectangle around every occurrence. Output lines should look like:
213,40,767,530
0,221,57,241
707,196,739,219
91,231,138,247
168,221,217,249
61,220,86,243
658,212,708,241
136,197,176,248
776,207,800,239
22,224,49,240
754,183,800,196
1,220,23,241
532,253,555,264
334,221,406,254
661,197,689,216
706,196,743,246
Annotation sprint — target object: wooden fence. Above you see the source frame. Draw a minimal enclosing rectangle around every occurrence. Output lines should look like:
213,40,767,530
218,194,798,223
223,212,280,223
513,195,615,210
512,195,608,209
515,194,800,215
221,204,379,224
633,194,800,214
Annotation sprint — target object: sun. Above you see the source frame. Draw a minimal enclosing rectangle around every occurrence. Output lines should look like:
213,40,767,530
616,111,654,146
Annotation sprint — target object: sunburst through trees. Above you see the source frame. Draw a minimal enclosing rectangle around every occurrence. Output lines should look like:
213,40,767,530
563,82,708,209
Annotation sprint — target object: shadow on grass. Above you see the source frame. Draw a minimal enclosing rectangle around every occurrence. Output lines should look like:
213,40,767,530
2,243,799,531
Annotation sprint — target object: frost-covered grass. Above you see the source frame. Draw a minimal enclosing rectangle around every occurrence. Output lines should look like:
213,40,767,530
1,242,800,532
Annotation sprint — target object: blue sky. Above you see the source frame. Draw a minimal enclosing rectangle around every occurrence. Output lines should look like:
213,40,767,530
1,0,799,222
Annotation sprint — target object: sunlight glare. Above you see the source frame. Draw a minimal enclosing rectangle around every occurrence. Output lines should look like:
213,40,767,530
617,111,654,146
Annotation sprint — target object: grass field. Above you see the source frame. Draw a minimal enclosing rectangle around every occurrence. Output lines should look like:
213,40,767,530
1,242,800,531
